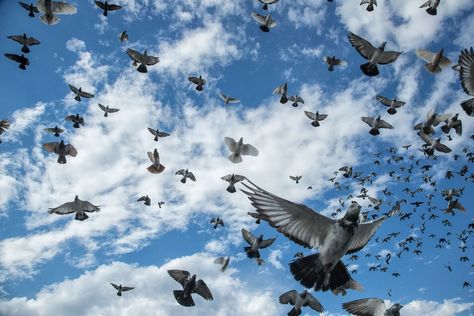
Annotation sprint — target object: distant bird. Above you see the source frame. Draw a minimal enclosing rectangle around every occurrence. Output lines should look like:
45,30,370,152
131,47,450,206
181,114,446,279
110,283,134,296
279,290,324,316
224,137,259,163
360,0,377,12
48,195,99,221
361,116,394,135
176,169,196,183
251,13,277,32
7,34,40,53
324,56,346,71
0,119,11,144
157,201,165,208
458,47,474,116
257,0,279,10
304,111,327,127
147,148,165,174
68,84,94,102
137,195,151,206
126,49,159,73
214,257,230,272
368,196,382,210
44,126,64,137
420,0,441,15
42,140,77,164
210,217,224,229
242,228,276,259
37,0,77,25
19,2,40,17
416,49,452,73
273,83,289,104
441,113,462,136
119,31,128,42
413,111,451,135
147,127,170,142
168,270,213,307
65,114,84,128
288,96,304,108
95,1,122,16
348,32,402,76
444,199,466,214
289,176,302,184
188,75,206,91
221,174,246,193
342,298,403,316
248,212,262,224
417,131,451,155
98,104,119,117
4,53,29,70
375,95,405,115
218,92,240,105
339,166,353,178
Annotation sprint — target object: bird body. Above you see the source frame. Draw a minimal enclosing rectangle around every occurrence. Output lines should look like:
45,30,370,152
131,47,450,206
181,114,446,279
257,0,279,10
214,256,230,272
413,111,451,135
324,56,345,71
188,75,206,91
65,113,85,128
416,48,452,73
147,127,170,141
273,83,288,103
376,95,405,115
36,0,77,25
360,0,377,12
218,92,240,105
441,113,462,136
0,119,11,144
137,195,151,206
95,1,122,16
288,96,304,107
417,131,451,155
224,137,259,163
19,2,40,17
289,175,302,184
44,126,64,137
279,290,324,316
304,111,327,127
119,31,128,42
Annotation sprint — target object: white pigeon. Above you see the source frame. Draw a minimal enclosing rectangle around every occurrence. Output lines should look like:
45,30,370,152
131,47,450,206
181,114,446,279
36,0,77,25
224,137,259,163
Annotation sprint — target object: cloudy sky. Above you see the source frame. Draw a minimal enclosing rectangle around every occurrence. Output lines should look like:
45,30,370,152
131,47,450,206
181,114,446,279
0,0,473,315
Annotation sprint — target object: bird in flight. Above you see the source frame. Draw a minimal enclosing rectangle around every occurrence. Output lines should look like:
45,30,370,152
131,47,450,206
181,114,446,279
110,283,134,296
48,195,100,221
167,270,213,306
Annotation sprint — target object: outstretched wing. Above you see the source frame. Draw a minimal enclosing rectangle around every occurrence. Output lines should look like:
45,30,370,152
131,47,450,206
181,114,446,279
126,48,142,62
376,95,391,106
48,201,77,214
42,142,60,154
342,298,386,316
224,137,237,152
241,228,256,245
378,51,402,64
51,1,77,14
279,290,298,305
78,199,100,213
361,117,374,127
304,111,317,120
348,32,375,60
259,237,276,249
146,55,159,65
64,144,77,157
194,280,213,301
459,47,474,96
251,13,266,24
167,270,190,287
304,292,325,312
241,143,259,156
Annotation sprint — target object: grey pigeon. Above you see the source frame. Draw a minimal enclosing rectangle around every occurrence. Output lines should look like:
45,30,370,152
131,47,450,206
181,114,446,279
413,111,451,135
221,174,246,193
224,137,259,163
304,111,327,127
458,47,474,116
416,48,452,73
42,140,77,164
167,270,213,307
348,32,402,76
137,195,151,206
147,127,170,141
157,201,165,208
417,131,451,155
98,104,119,117
342,298,403,316
0,119,11,144
444,199,466,214
68,84,94,102
65,113,84,128
44,126,64,137
339,166,353,178
441,113,462,136
361,116,394,136
288,95,304,108
242,228,276,259
441,188,463,201
324,56,346,71
279,290,324,316
4,53,29,70
257,0,279,10
36,0,77,25
360,0,377,12
147,148,165,174
126,49,159,73
110,283,134,296
214,256,230,272
218,92,240,105
289,176,302,184
7,34,40,53
175,169,196,183
368,196,382,210
95,1,122,17
19,2,40,17
119,31,128,42
188,75,206,91
251,13,277,32
48,195,99,221
375,95,405,115
420,0,440,15
273,83,288,104
210,217,224,229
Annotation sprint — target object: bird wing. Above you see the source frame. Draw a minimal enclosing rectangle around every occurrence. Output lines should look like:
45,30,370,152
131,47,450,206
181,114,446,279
107,107,119,113
64,144,77,157
251,13,266,24
214,257,225,265
42,142,60,154
224,137,237,152
417,131,433,145
278,290,298,305
147,152,154,163
376,95,391,106
107,4,123,11
348,32,375,60
68,84,78,93
188,76,199,84
241,228,257,245
194,280,213,301
79,90,94,98
378,119,394,129
378,51,402,64
459,47,474,96
48,201,77,214
317,114,328,121
4,54,25,63
98,103,106,112
304,111,317,120
27,37,41,45
234,174,246,182
361,117,374,127
304,292,325,312
241,143,259,156
147,127,157,136
146,55,159,65
51,1,77,14
187,172,196,181
342,298,386,316
110,283,120,290
95,1,105,9
156,131,169,137
259,237,276,249
78,200,100,213
137,196,147,202
432,114,452,125
220,174,232,182
416,49,435,63
433,142,451,153
175,169,185,175
126,48,142,62
218,92,228,101
167,270,190,288
227,97,240,103
121,286,134,291
241,180,335,249
273,83,286,95
8,35,25,44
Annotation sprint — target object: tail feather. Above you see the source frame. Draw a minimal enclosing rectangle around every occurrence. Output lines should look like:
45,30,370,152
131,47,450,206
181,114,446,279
440,125,451,134
369,128,380,136
259,25,270,32
328,260,363,295
21,45,30,53
244,246,260,258
360,62,379,76
75,95,81,102
137,64,148,73
181,177,186,184
387,107,397,115
288,307,301,316
426,7,437,15
461,98,474,116
425,63,441,73
228,153,243,163
328,65,334,72
75,212,89,221
57,155,67,164
173,290,195,307
311,121,320,127
19,64,27,70
226,185,236,193
29,11,35,17
116,290,122,296
40,14,59,25
367,3,374,11
196,85,203,91
290,253,325,290
147,164,165,174
280,95,288,104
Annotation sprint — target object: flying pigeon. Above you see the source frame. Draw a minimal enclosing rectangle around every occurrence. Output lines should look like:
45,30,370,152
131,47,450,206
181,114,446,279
342,298,403,316
413,111,451,135
375,95,405,115
4,53,29,70
368,196,382,210
137,195,151,206
110,283,134,296
48,195,99,221
167,270,213,307
287,96,304,108
37,0,77,25
218,92,240,105
224,137,259,163
324,56,346,71
360,0,377,12
0,119,11,144
19,2,40,17
241,228,276,259
65,114,84,128
175,169,196,183
210,217,224,229
416,48,452,74
157,201,165,208
68,84,94,102
221,174,246,193
42,140,77,164
339,166,353,178
441,188,463,201
444,199,465,214
420,0,441,15
458,47,474,116
98,104,119,117
304,111,327,127
147,127,170,141
257,0,279,10
95,1,122,17
417,131,451,155
147,148,165,174
214,257,230,272
119,31,128,42
273,83,288,104
126,49,159,73
44,126,64,137
7,34,40,53
188,75,206,91
361,116,394,135
251,13,277,32
290,176,302,184
279,290,324,316
441,114,462,136
348,32,402,76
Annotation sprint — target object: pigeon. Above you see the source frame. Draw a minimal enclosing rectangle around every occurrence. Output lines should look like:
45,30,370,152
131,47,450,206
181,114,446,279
4,53,29,70
0,119,11,144
324,56,346,71
65,114,85,128
68,84,94,102
95,1,122,17
167,270,213,307
273,83,289,104
137,195,151,206
420,0,441,15
348,32,402,76
304,111,327,127
290,176,302,184
214,257,230,272
342,298,403,316
42,140,77,164
119,31,128,42
221,174,246,193
188,75,206,91
147,127,170,141
360,0,377,12
224,137,259,163
210,217,224,229
218,92,240,105
241,180,401,294
441,188,463,201
48,195,99,221
416,48,452,74
175,169,196,183
413,111,451,135
288,96,304,108
126,49,159,73
98,104,119,117
368,196,382,210
444,199,466,214
441,114,462,136
458,47,474,116
251,13,277,32
257,0,279,10
417,131,451,155
375,95,405,115
36,0,77,25
361,116,394,136
19,2,40,17
7,34,40,53
157,201,165,208
279,290,324,316
147,148,165,174
339,166,353,178
44,126,64,137
241,228,276,259
110,283,134,296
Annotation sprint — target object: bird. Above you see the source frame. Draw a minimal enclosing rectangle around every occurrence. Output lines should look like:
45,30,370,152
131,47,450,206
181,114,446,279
214,257,230,272
126,49,159,73
48,195,99,221
241,180,401,294
248,212,262,224
210,217,224,229
65,114,85,128
98,104,119,117
157,201,165,208
110,283,134,296
458,47,474,116
279,290,324,316
288,96,304,108
36,0,77,25
147,148,165,174
119,31,128,42
413,111,451,135
175,169,196,183
44,126,64,137
289,176,302,184
221,174,246,193
94,1,122,17
188,75,206,91
137,195,151,206
0,119,11,144
224,137,259,163
324,56,346,71
339,166,353,178
147,127,170,141
42,140,77,164
4,53,29,70
420,0,441,15
273,83,288,104
416,48,452,74
375,95,405,115
251,13,277,32
348,32,402,76
417,131,451,155
360,0,377,12
167,270,213,307
444,199,466,214
241,228,276,259
19,2,40,17
361,116,394,136
7,34,40,53
68,84,94,102
368,196,382,210
218,92,240,105
441,113,462,136
342,298,403,316
257,0,279,10
304,111,327,127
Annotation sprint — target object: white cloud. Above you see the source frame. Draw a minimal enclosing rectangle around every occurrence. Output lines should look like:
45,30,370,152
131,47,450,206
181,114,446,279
402,298,474,316
268,249,284,270
3,103,46,143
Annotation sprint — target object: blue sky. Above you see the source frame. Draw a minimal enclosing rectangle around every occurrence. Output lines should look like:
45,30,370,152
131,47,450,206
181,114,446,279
0,0,474,315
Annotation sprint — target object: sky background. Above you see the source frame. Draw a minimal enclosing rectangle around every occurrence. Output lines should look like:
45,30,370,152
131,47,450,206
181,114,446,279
0,0,473,315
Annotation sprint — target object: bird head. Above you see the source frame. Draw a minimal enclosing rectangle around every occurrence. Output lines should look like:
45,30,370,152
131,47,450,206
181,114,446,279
74,195,79,201
238,137,243,144
379,42,387,50
343,202,361,224
391,303,403,311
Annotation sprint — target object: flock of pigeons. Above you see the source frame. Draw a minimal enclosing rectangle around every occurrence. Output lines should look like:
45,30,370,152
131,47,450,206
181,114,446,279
1,0,473,315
